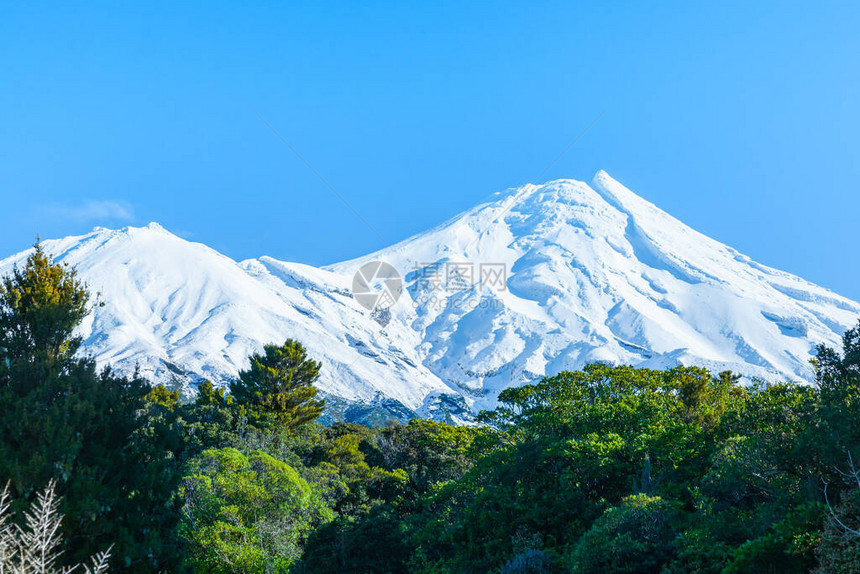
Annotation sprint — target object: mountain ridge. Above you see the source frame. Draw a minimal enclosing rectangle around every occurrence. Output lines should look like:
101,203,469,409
2,171,857,421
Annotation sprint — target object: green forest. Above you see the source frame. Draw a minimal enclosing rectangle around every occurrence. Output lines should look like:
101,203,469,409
1,246,859,573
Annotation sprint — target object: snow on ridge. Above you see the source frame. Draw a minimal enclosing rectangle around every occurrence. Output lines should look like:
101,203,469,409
1,172,858,419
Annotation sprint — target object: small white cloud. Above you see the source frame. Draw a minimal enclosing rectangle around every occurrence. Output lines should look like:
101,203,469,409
48,200,135,224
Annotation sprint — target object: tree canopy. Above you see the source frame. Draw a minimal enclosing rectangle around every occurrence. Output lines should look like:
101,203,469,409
230,339,325,428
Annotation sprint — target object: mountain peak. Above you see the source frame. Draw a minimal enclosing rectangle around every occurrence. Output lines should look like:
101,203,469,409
493,178,614,220
122,222,171,236
497,173,644,220
592,168,614,185
2,174,858,422
88,222,171,240
591,170,659,216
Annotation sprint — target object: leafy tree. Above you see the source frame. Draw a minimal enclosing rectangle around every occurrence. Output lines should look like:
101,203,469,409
295,421,493,573
418,364,726,571
812,321,860,470
169,380,245,454
229,340,325,429
567,494,679,573
196,379,233,406
297,506,412,574
369,419,495,498
292,423,408,517
145,383,181,410
810,323,860,571
180,447,333,573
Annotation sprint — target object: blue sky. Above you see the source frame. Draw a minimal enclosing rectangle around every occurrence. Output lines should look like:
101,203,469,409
2,1,858,299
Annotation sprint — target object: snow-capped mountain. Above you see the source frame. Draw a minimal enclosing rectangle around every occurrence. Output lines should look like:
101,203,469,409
0,223,456,418
2,172,858,421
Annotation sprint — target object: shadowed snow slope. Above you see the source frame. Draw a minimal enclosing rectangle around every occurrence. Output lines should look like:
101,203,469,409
2,172,858,419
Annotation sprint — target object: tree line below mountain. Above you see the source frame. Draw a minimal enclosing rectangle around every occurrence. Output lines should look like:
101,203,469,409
0,245,859,573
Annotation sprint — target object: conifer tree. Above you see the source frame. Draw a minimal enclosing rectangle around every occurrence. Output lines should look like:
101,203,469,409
0,243,182,572
230,339,325,428
0,243,88,381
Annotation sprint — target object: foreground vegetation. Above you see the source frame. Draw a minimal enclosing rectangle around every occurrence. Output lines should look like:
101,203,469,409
0,245,858,572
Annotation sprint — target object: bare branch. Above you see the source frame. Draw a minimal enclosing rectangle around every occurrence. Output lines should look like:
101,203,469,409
0,481,18,574
823,480,860,538
0,482,111,574
82,546,112,574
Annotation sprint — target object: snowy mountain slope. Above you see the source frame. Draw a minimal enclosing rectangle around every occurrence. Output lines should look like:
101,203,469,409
0,223,457,415
2,172,858,419
327,171,860,408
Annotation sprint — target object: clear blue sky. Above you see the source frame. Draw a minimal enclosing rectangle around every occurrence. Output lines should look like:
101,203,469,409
2,1,858,299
